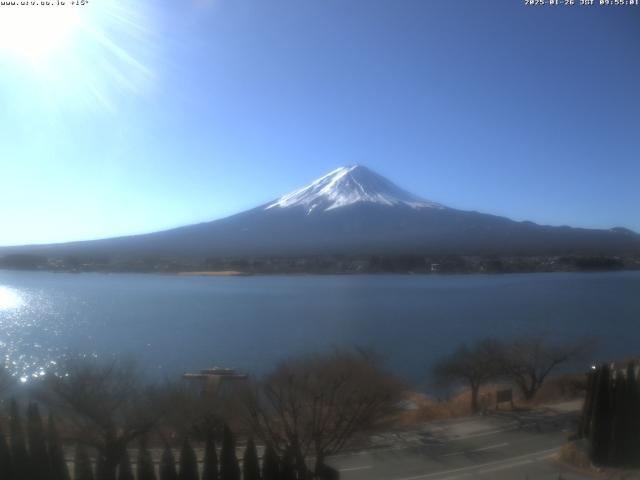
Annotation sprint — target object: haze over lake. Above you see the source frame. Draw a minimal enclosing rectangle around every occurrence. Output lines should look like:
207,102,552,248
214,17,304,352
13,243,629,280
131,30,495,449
0,270,638,385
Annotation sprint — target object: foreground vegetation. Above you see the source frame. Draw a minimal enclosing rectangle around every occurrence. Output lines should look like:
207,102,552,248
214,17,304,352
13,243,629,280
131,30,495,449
0,333,618,479
0,349,403,480
0,406,294,480
578,360,640,468
431,334,593,413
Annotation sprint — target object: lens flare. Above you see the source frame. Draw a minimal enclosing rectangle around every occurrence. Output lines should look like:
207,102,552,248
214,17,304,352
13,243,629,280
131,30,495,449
0,0,157,112
0,4,81,61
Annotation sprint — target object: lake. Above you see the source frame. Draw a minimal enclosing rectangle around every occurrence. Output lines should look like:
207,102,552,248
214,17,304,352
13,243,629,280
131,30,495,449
0,270,638,385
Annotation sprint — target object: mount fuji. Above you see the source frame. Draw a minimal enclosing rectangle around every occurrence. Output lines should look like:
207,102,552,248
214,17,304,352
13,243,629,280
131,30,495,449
265,165,444,213
2,165,639,261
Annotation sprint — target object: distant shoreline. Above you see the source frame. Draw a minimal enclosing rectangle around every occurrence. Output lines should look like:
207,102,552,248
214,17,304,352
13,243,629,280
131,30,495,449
1,252,639,276
1,267,640,278
176,270,252,277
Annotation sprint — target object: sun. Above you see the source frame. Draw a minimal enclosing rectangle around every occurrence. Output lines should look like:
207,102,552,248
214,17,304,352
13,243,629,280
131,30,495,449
0,0,156,112
0,4,82,63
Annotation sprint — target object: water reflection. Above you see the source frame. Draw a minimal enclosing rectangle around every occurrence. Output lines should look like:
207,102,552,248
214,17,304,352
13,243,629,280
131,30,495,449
0,286,23,310
0,285,73,381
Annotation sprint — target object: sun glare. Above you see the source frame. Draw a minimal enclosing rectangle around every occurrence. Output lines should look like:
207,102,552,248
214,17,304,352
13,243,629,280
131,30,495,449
0,286,23,310
0,0,156,112
0,5,81,62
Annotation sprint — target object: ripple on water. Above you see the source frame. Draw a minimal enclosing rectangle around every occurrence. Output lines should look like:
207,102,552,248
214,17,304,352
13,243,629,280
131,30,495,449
0,285,80,381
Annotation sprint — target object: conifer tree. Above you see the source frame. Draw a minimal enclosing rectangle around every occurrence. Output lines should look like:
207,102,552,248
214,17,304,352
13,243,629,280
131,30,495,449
202,434,218,480
261,444,279,480
27,403,50,480
589,364,613,464
610,370,628,465
117,449,134,480
178,438,198,480
96,452,109,480
0,423,12,480
242,438,260,480
74,444,95,480
579,370,596,438
48,414,70,480
626,362,640,466
137,439,156,480
219,425,240,480
278,448,296,480
159,445,178,480
9,400,30,480
583,361,640,467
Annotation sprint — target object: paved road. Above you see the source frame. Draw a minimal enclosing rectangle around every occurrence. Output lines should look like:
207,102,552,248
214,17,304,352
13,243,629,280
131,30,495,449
328,403,592,480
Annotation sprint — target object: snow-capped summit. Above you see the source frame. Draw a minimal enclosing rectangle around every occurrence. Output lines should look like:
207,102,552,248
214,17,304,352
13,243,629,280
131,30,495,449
265,165,444,214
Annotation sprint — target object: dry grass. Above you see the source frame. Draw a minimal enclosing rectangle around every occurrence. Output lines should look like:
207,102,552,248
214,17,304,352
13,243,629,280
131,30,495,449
390,385,510,427
528,373,587,406
558,441,592,471
390,375,587,428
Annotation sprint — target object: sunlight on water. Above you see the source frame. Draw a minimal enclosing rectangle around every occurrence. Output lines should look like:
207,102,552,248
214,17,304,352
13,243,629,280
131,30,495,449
0,286,23,310
0,285,75,382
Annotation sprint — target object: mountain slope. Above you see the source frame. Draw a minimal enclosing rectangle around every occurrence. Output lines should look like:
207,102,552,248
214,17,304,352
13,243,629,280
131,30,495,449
2,165,639,259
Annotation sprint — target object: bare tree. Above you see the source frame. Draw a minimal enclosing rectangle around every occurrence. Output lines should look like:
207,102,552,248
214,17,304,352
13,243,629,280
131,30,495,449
41,359,158,480
431,339,501,413
148,377,244,441
242,349,404,479
498,334,592,400
150,379,224,440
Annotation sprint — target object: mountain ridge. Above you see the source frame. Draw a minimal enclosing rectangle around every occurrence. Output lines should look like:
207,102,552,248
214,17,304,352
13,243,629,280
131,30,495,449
1,166,639,262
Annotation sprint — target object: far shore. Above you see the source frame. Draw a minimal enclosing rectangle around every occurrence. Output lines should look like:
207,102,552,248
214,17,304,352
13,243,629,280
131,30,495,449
176,270,252,277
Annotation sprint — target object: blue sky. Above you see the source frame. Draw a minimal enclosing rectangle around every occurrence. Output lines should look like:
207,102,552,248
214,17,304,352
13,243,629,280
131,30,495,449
1,0,639,246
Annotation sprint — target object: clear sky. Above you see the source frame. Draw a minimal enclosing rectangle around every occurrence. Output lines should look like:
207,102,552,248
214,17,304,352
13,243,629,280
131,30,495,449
1,0,639,246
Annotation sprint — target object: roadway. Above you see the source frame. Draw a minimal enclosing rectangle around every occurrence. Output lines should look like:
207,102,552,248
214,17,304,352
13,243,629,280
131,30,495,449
328,402,592,480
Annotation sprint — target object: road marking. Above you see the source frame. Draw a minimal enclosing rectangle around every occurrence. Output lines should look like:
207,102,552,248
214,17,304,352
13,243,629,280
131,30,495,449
331,428,515,458
447,425,519,441
473,442,510,452
332,418,562,459
537,454,556,461
442,442,510,457
339,465,372,472
389,446,560,480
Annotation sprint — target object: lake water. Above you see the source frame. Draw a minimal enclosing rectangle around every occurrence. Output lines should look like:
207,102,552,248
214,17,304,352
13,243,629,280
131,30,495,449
0,270,638,385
